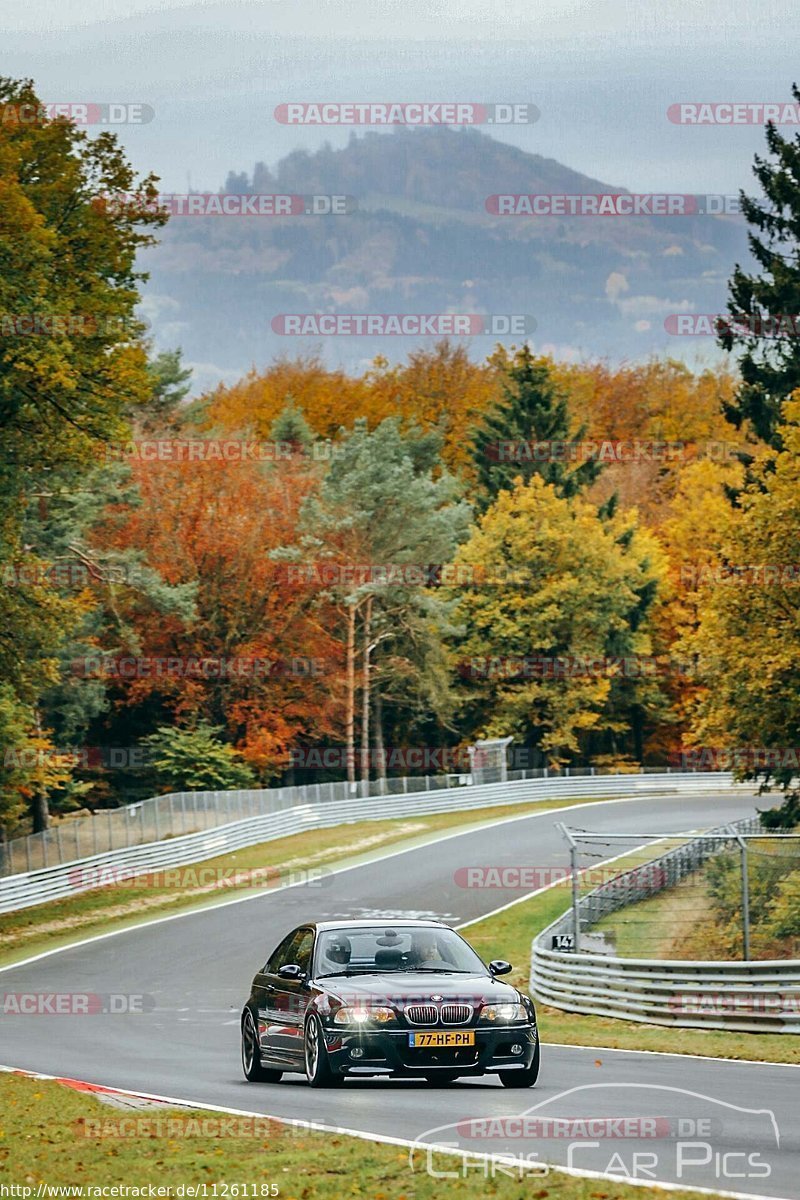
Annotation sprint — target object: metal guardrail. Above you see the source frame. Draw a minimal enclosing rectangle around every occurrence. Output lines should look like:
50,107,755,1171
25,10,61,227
0,772,467,877
0,770,742,913
531,817,800,1033
0,764,742,878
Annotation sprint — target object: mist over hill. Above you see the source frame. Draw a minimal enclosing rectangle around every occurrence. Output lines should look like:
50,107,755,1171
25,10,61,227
138,126,750,392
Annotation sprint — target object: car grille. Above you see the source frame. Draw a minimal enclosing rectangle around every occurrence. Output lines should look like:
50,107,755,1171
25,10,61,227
404,1004,438,1025
441,1004,472,1025
404,1003,474,1025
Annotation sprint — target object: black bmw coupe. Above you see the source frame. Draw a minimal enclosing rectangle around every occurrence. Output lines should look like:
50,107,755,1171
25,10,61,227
241,919,539,1087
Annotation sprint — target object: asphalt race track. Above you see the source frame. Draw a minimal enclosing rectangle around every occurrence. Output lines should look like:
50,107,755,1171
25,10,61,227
1,792,797,1198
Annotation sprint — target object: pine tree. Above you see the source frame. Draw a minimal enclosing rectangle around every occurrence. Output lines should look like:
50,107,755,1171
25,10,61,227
720,84,800,446
269,395,314,451
471,347,601,507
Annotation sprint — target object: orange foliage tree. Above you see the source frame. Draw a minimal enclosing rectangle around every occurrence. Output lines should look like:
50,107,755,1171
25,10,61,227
93,448,343,778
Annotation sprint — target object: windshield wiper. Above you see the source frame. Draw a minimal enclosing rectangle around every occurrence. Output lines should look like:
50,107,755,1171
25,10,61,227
396,967,472,974
315,969,371,978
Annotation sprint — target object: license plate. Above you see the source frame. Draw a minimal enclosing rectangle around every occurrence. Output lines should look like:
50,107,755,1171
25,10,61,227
408,1030,475,1047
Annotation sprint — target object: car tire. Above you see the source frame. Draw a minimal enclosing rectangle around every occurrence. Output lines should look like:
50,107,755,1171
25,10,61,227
304,1014,341,1087
241,1009,282,1083
498,1040,540,1088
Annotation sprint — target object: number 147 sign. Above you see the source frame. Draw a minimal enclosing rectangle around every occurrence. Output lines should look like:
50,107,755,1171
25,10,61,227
551,933,575,950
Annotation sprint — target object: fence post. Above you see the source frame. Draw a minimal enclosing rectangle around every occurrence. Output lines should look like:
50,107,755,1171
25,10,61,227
729,826,751,961
556,822,580,954
55,823,63,864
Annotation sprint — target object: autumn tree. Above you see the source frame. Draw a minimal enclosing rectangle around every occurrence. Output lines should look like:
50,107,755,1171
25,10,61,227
365,340,500,473
447,476,666,765
0,77,164,828
687,395,800,822
90,445,338,787
278,419,471,788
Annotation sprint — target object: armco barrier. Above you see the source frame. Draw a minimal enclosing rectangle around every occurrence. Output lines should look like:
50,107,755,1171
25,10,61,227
531,817,800,1033
0,771,743,913
0,763,737,877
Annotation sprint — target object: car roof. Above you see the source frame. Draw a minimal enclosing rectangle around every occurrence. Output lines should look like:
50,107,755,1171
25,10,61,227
313,918,450,932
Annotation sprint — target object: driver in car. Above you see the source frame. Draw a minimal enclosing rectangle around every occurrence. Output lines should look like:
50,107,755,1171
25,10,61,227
413,932,447,968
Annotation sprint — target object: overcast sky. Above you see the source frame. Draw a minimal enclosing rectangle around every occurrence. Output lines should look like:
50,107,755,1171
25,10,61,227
4,0,796,193
4,0,793,38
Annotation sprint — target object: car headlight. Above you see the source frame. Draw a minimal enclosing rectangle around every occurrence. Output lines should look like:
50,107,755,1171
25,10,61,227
333,1005,396,1025
479,1002,527,1023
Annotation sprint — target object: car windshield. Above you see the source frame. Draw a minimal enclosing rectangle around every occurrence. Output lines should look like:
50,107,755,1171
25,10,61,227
315,925,487,976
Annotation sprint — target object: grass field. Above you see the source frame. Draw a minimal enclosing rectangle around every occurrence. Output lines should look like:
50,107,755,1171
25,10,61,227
591,840,800,963
0,1069,740,1199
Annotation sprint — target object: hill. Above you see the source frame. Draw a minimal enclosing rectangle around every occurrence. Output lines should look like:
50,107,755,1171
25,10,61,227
139,126,749,391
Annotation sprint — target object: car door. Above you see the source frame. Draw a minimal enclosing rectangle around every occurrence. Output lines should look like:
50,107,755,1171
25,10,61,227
269,926,315,1067
256,929,302,1065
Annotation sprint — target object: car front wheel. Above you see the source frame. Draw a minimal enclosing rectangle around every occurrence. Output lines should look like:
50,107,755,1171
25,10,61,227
304,1014,341,1087
498,1039,540,1088
241,1009,282,1083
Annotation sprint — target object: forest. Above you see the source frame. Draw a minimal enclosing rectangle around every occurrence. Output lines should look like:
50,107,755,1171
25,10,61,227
2,77,800,835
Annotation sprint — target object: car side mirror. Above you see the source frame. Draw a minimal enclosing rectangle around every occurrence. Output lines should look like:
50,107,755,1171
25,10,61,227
277,963,306,980
489,959,512,976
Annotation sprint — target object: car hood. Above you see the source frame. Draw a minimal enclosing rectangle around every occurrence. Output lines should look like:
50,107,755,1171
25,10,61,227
317,971,522,1005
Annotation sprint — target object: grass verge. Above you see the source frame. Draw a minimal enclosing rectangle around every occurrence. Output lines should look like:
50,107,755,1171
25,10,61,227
0,794,611,969
0,1069,737,1199
592,840,800,963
